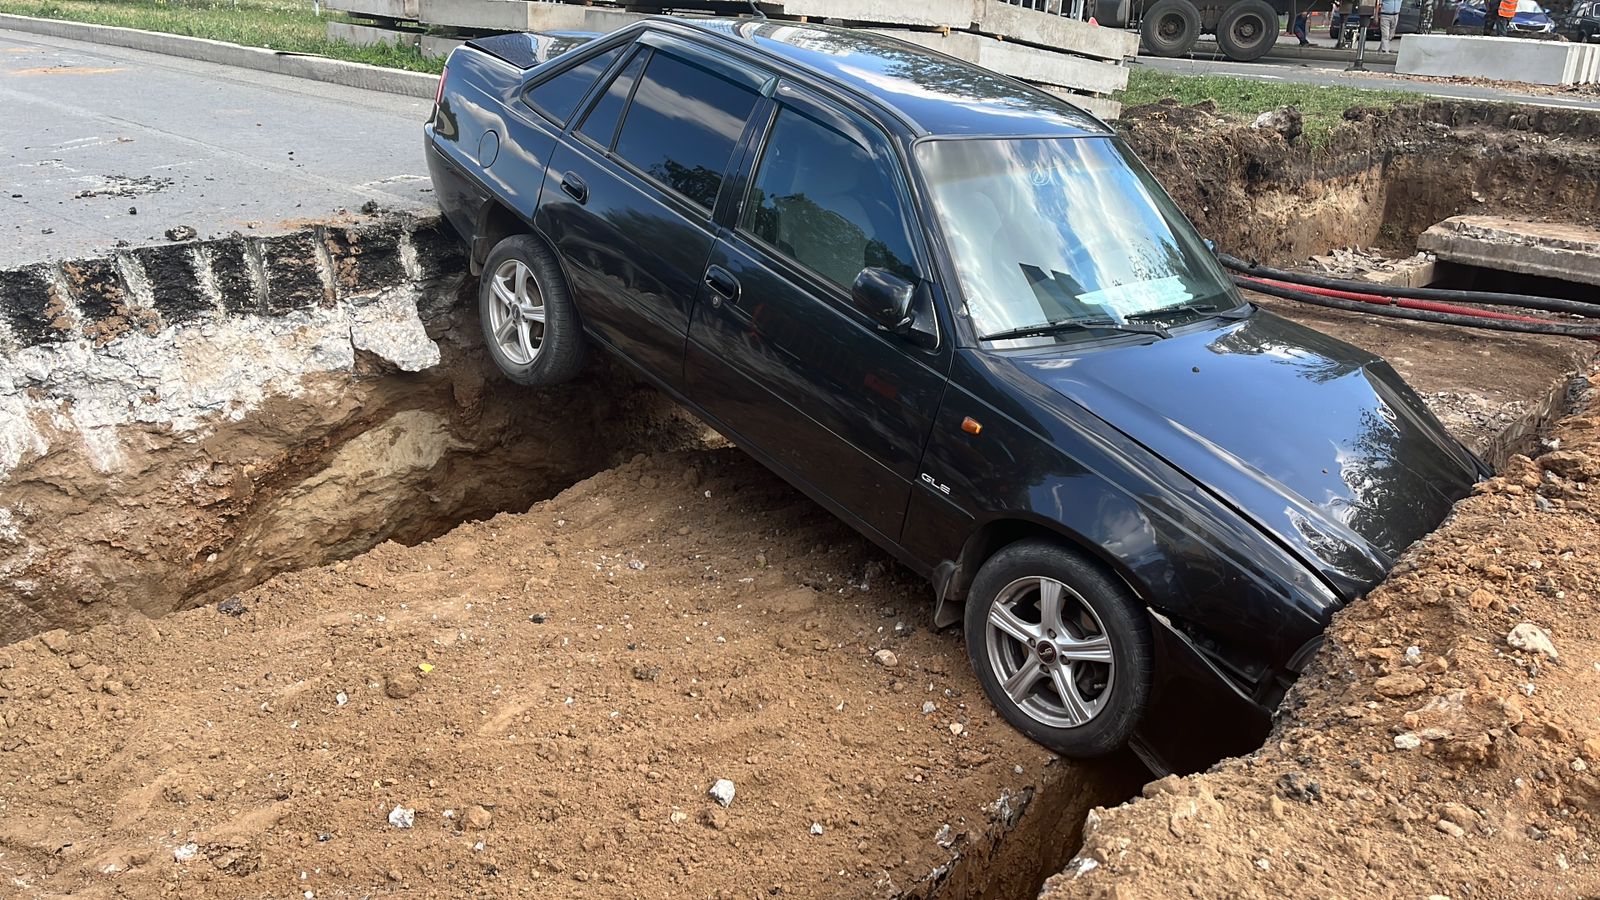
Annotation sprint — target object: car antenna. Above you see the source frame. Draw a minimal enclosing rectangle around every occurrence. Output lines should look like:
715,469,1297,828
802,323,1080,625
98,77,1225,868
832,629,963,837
745,1,767,18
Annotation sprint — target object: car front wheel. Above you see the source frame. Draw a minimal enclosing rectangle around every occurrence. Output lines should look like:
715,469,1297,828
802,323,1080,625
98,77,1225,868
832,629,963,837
479,234,585,386
964,539,1152,758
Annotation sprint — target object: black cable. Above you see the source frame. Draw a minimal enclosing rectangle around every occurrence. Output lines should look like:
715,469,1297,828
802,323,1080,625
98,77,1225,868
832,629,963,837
1235,277,1600,339
1219,252,1600,318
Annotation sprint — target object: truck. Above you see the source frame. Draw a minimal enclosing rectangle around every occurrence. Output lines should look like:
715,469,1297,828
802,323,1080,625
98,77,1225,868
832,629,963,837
1094,0,1291,60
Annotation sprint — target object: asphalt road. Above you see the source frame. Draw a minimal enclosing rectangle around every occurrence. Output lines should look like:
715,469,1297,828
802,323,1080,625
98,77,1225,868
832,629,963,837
0,28,435,268
1139,54,1600,112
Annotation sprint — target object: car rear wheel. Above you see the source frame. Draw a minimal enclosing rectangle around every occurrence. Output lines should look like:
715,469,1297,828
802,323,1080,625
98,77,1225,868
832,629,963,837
479,234,585,386
1140,0,1202,57
964,539,1152,758
1217,0,1281,60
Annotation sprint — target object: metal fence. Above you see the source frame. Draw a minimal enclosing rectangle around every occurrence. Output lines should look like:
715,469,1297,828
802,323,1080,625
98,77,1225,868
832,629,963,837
998,0,1090,19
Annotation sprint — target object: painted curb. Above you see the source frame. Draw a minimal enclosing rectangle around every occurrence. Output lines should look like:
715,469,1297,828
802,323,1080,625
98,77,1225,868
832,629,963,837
0,13,438,98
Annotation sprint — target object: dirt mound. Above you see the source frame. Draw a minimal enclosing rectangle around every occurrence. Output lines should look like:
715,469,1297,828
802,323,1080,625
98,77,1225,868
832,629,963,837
0,447,1139,898
1043,374,1600,899
1119,99,1600,264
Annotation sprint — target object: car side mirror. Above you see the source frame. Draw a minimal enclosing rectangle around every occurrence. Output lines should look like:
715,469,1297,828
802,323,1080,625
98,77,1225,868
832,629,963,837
851,267,916,331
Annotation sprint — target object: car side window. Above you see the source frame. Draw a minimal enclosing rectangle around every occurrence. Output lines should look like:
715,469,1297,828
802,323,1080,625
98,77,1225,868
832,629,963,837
525,45,624,126
743,105,919,293
611,49,762,211
577,47,649,150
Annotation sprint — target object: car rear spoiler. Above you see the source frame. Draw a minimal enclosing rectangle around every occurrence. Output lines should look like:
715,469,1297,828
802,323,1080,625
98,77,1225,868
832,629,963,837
464,31,601,70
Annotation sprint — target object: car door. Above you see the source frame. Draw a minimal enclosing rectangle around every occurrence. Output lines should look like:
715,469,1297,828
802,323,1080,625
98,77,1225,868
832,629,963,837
534,34,768,389
684,82,950,543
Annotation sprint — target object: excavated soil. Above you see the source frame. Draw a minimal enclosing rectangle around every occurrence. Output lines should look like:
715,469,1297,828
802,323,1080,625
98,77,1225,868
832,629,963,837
1045,376,1600,899
0,448,1141,899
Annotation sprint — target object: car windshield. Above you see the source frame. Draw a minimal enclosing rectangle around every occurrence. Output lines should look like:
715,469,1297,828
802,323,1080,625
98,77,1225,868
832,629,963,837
1517,0,1544,11
915,136,1242,343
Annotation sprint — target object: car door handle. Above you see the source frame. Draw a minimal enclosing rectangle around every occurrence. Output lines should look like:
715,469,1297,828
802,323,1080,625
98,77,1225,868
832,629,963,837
559,171,588,203
704,265,740,307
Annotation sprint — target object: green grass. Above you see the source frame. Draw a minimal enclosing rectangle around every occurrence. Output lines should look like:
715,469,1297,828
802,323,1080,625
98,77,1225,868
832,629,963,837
1118,68,1423,143
0,0,443,72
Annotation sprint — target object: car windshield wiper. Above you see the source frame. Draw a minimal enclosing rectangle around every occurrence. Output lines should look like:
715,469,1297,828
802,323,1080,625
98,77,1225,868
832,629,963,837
980,316,1170,343
1126,302,1251,323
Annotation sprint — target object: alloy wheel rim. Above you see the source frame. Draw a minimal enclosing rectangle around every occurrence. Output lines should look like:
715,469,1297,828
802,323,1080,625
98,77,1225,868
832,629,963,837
984,576,1114,729
488,259,546,365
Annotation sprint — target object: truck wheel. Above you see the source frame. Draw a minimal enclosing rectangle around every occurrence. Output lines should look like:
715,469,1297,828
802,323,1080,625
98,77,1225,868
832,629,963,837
1095,0,1133,28
479,234,585,386
1217,0,1281,60
964,539,1153,758
1141,0,1202,56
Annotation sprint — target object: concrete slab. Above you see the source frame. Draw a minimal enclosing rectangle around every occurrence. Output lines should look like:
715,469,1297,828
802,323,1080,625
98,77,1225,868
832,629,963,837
877,28,1129,96
417,0,538,31
975,0,1138,62
326,21,420,48
323,0,420,20
1034,83,1121,120
524,3,645,33
1417,216,1600,288
1396,33,1599,85
761,0,981,28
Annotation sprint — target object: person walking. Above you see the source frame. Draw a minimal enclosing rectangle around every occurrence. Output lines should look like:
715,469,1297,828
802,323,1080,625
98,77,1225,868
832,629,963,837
1379,0,1401,50
1292,9,1312,43
1493,0,1517,33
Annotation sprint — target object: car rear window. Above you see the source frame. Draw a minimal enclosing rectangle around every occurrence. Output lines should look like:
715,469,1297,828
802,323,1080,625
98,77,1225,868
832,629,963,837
612,50,761,211
525,45,624,126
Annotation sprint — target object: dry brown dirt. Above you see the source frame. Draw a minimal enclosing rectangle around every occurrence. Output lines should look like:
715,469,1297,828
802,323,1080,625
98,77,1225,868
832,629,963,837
1044,376,1600,899
0,447,1140,899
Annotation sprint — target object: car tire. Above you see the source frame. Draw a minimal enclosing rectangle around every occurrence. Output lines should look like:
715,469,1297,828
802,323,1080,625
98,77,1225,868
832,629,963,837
1217,0,1282,60
1140,0,1202,57
478,233,585,386
964,539,1153,758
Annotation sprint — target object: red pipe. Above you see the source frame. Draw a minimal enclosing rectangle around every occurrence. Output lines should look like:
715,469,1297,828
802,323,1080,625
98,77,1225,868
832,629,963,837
1241,276,1558,325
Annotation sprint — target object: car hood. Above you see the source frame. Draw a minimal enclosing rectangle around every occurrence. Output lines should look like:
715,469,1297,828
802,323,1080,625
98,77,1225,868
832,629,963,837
1005,310,1482,596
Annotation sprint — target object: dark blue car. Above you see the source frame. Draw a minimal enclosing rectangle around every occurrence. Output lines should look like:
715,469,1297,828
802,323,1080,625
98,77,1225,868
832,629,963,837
423,18,1484,774
1454,0,1557,33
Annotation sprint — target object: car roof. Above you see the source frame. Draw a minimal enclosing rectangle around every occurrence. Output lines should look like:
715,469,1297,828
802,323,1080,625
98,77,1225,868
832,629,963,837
656,17,1110,139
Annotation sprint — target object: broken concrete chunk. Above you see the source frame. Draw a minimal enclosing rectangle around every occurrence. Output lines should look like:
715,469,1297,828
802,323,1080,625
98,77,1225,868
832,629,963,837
349,292,440,372
708,779,735,808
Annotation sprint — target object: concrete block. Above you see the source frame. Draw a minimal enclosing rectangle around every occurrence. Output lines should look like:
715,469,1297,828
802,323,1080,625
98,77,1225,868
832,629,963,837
326,21,420,49
419,0,536,31
524,3,647,32
1396,33,1595,85
324,0,420,19
1417,216,1600,287
878,29,1128,96
974,0,1139,62
422,35,465,60
766,0,981,28
1034,83,1121,120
